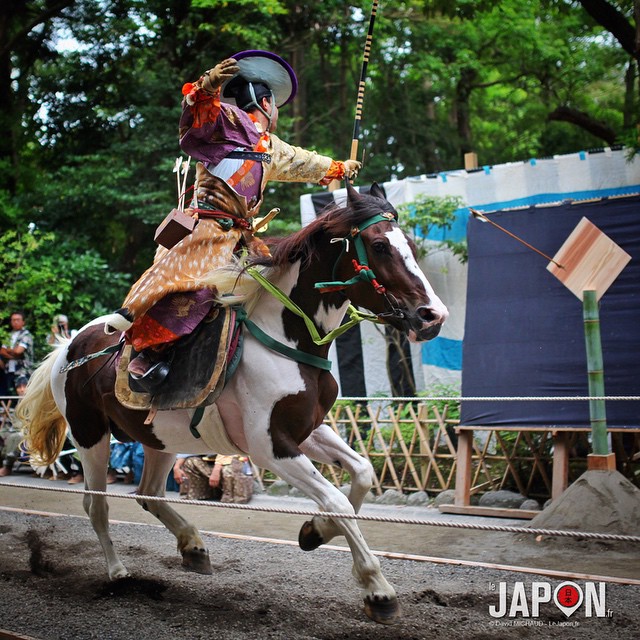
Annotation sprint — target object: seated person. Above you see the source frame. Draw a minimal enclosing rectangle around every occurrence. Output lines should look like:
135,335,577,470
173,453,254,503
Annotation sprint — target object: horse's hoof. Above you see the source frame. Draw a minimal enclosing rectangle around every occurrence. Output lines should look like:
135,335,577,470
298,520,323,551
181,548,212,575
108,563,131,580
363,594,401,624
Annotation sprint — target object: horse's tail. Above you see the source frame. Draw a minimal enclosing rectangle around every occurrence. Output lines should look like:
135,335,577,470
17,348,67,466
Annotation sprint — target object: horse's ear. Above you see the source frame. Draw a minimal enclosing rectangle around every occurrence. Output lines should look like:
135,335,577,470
345,179,361,206
369,182,387,201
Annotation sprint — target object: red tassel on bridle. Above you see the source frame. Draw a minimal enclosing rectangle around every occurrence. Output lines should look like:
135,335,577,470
352,259,386,294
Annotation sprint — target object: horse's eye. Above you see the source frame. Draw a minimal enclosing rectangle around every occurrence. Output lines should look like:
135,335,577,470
372,241,390,255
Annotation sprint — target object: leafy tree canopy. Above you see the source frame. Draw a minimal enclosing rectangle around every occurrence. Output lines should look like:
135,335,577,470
0,0,636,357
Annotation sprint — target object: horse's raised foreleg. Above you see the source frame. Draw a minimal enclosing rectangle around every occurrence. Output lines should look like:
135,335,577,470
78,433,130,580
260,453,399,624
298,423,375,550
136,447,212,575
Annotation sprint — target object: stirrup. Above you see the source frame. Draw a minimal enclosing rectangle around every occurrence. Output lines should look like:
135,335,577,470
129,360,170,393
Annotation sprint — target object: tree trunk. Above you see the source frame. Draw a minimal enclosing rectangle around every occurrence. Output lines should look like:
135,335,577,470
455,67,477,158
548,106,617,145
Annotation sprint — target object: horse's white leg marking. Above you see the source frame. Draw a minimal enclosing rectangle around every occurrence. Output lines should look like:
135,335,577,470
77,434,130,580
258,453,396,607
136,447,211,574
50,346,130,580
299,423,375,543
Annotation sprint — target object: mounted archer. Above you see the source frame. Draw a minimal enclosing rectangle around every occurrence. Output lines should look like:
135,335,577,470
109,50,361,392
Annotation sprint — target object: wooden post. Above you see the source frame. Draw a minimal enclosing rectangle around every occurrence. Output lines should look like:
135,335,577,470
464,152,478,171
551,431,570,500
582,289,610,458
454,429,473,506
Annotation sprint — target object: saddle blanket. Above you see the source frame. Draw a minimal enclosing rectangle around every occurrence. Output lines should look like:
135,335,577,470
115,306,234,411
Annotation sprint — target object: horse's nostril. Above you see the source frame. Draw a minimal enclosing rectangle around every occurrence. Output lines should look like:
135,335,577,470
417,305,448,324
418,306,437,323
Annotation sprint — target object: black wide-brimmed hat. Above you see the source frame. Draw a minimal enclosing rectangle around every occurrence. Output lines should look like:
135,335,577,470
221,50,298,108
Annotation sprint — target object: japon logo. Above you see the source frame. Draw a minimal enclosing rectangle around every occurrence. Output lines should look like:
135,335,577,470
489,581,612,619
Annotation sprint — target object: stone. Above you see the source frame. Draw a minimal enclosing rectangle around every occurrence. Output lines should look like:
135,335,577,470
252,479,265,494
267,479,290,496
338,484,351,497
519,499,541,511
478,490,527,509
407,491,431,507
433,490,456,507
376,489,407,505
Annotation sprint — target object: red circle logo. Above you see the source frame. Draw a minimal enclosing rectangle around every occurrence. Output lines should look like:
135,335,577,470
559,584,580,607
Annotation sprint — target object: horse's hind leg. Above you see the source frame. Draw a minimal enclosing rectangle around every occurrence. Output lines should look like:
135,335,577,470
136,447,212,574
298,423,375,550
261,453,399,624
78,433,130,580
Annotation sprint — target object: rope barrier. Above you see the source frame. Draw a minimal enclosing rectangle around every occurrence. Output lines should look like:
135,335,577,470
339,395,640,402
3,481,639,544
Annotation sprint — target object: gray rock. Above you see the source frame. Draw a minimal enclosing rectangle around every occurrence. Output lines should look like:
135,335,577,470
267,479,290,496
433,490,456,507
289,486,306,498
252,479,265,494
478,490,527,509
338,484,351,497
407,491,431,507
519,499,541,511
376,489,407,505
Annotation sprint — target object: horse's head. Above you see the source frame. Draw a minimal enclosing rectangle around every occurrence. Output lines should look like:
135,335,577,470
328,182,448,342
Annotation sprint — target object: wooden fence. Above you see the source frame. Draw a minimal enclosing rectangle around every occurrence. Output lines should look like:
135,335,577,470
3,396,638,500
299,400,640,500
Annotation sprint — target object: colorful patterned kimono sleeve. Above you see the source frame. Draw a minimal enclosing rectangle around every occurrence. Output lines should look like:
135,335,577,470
266,134,335,184
178,84,224,161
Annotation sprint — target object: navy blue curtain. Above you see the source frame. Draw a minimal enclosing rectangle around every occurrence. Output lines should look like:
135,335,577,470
461,196,640,428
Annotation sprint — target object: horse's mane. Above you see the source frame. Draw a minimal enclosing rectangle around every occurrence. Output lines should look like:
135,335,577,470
197,186,396,312
264,187,397,269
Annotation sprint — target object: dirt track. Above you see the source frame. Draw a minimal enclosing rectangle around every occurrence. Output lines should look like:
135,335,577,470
0,504,639,639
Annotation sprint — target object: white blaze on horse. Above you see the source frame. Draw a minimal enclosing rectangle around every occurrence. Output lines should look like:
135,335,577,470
18,182,447,624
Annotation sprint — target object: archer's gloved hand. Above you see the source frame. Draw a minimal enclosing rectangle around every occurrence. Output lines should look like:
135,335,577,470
201,58,240,94
343,159,362,179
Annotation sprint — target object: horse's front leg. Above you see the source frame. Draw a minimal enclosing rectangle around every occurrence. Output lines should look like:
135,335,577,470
136,447,211,574
77,434,129,580
298,423,375,550
260,453,400,624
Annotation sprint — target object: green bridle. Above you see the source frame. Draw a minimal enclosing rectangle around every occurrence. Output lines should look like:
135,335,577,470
314,211,397,294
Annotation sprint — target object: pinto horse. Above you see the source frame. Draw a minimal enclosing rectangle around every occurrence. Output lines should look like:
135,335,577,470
18,182,447,623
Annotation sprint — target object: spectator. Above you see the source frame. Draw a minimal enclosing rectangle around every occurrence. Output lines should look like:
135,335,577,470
47,314,78,346
0,311,35,394
0,356,9,396
174,454,254,503
0,375,29,476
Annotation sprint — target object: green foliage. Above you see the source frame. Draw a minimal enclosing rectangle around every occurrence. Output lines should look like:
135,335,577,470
0,0,636,333
418,384,461,422
397,194,467,262
0,229,130,361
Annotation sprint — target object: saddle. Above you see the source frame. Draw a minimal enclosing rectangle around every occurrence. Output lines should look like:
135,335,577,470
115,306,242,411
